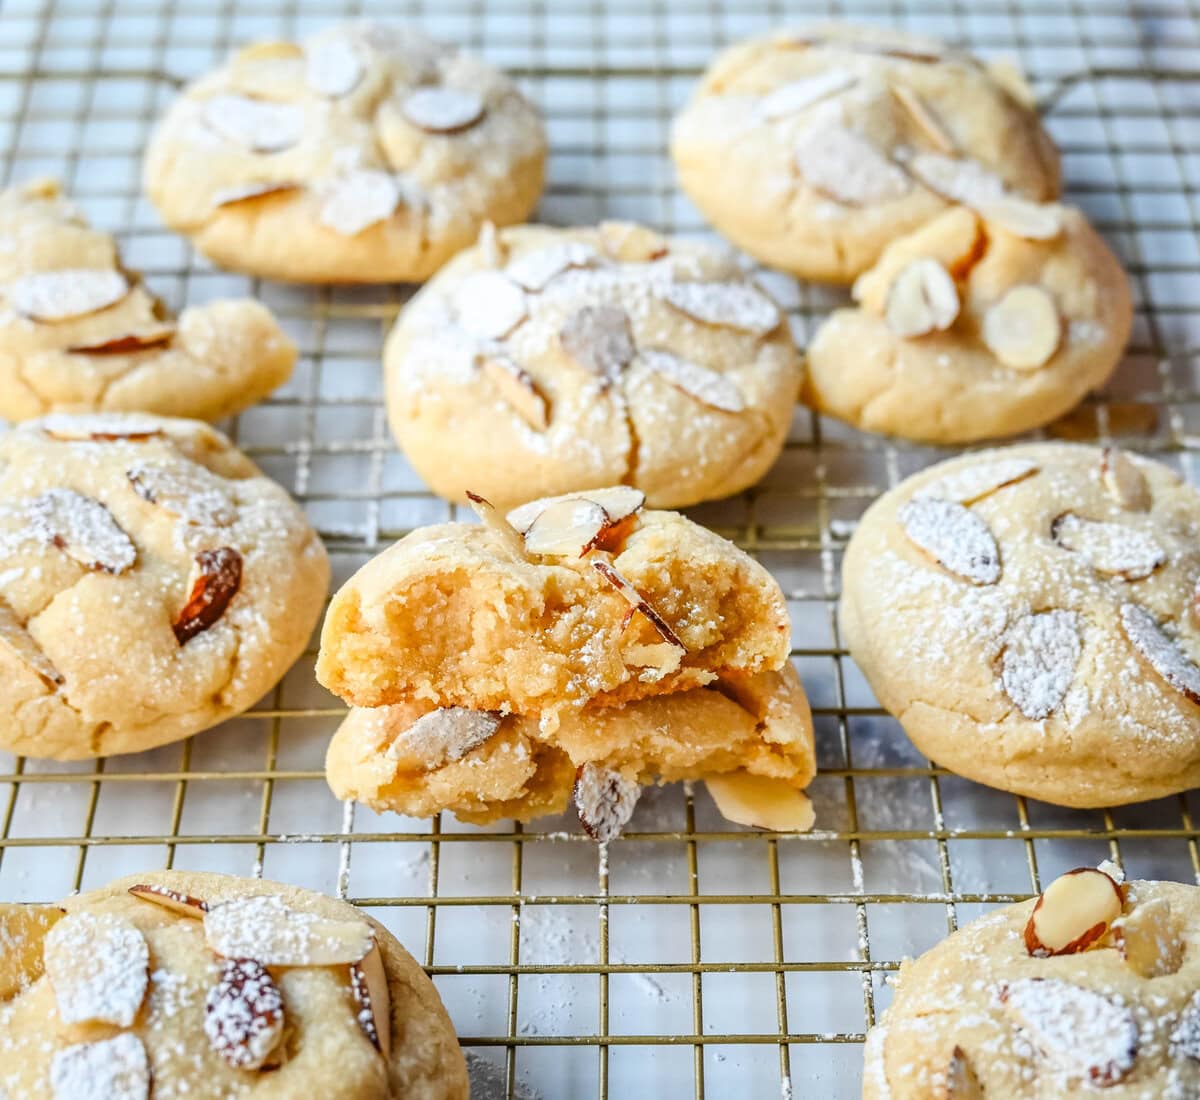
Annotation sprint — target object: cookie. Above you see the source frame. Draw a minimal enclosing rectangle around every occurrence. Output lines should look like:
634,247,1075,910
383,221,801,509
803,202,1131,442
0,178,295,422
144,22,546,284
840,443,1200,808
863,865,1200,1098
0,412,329,760
327,664,816,836
0,869,467,1099
671,23,1060,284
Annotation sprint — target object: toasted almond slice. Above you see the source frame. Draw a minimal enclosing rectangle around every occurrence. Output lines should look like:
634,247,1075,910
204,895,373,966
906,152,1007,206
975,196,1062,240
1024,867,1123,957
982,285,1061,371
705,773,815,832
505,242,598,292
999,977,1137,1086
127,883,208,918
757,71,858,121
892,83,956,154
306,36,364,97
204,956,285,1070
640,348,745,412
1171,992,1200,1061
29,488,136,574
465,491,528,558
402,87,486,133
794,121,911,206
351,941,392,1058
1101,447,1151,512
319,170,400,237
0,600,62,687
897,498,1000,585
592,559,685,650
173,547,242,645
597,221,670,263
455,271,527,341
50,1033,149,1100
659,281,780,335
506,487,645,536
477,220,504,267
1000,610,1082,721
560,305,635,385
386,706,503,771
480,355,549,430
522,497,609,557
884,257,960,338
0,902,64,997
9,269,129,322
68,325,176,356
574,763,640,842
127,461,237,528
1113,896,1184,977
211,180,300,210
201,95,304,153
914,458,1039,505
1120,603,1200,705
44,911,148,1027
37,412,163,442
938,1046,984,1099
1051,514,1166,580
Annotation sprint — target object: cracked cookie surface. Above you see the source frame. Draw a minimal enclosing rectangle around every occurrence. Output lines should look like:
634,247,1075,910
383,221,801,510
0,413,329,760
0,179,295,422
144,21,546,284
841,443,1200,807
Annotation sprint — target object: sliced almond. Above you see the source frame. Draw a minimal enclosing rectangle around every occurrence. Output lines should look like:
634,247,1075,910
592,559,685,651
204,895,373,966
522,497,609,557
37,412,163,442
574,763,640,842
350,941,392,1059
480,354,549,430
204,956,285,1070
884,258,959,338
1024,867,1123,957
914,458,1039,505
506,487,645,536
1120,603,1200,706
385,706,503,771
1171,991,1200,1061
201,94,304,153
1000,610,1082,721
477,220,504,267
640,348,745,412
505,242,598,292
465,491,528,558
906,152,1006,206
173,546,242,645
319,170,400,237
938,1046,984,1099
29,488,137,574
305,36,364,97
1112,896,1184,978
897,497,1001,585
1100,448,1151,512
982,285,1061,371
9,269,129,322
975,196,1062,241
705,773,815,832
50,1034,149,1100
1051,513,1166,581
402,87,486,133
757,71,857,121
44,911,149,1027
455,271,527,341
659,281,780,335
560,305,635,385
794,121,911,206
0,599,62,687
127,882,209,918
892,83,956,154
597,221,670,263
0,902,64,997
999,977,1137,1086
211,180,300,210
127,461,237,528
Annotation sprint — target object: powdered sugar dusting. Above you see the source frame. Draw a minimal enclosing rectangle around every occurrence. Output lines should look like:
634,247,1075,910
201,94,304,153
203,894,372,966
1120,603,1200,705
319,170,401,237
8,269,129,322
506,242,599,292
28,488,137,574
1052,514,1166,580
1000,610,1082,720
386,706,503,770
44,912,148,1027
1170,991,1200,1061
914,458,1039,505
658,280,780,334
898,497,1000,585
50,1033,149,1100
794,120,911,205
639,348,745,412
204,956,284,1069
757,71,858,121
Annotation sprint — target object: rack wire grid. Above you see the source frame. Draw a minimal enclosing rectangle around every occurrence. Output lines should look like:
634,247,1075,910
0,0,1199,1097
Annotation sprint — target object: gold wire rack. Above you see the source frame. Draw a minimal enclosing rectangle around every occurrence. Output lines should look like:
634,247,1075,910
1,0,1200,1096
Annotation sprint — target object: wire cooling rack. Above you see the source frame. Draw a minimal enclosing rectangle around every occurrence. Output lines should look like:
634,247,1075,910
1,1,1199,1097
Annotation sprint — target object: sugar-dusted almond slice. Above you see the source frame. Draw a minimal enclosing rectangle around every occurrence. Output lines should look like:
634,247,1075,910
1100,447,1151,512
44,911,149,1027
29,488,137,574
127,882,208,918
914,458,1038,505
173,547,242,645
385,706,503,771
1024,867,1123,957
705,773,815,832
506,486,645,536
319,170,400,237
574,763,640,842
794,121,911,206
1051,514,1166,581
204,894,373,966
465,491,528,558
975,196,1062,241
305,36,364,97
757,71,858,121
38,412,164,442
982,285,1061,371
598,221,670,263
938,1046,984,1099
1171,991,1200,1061
0,600,62,687
350,940,392,1058
50,1033,149,1100
897,498,1000,585
1120,603,1200,706
999,977,1137,1086
505,242,598,292
128,461,236,528
892,83,956,154
480,355,549,430
402,86,486,133
0,902,64,997
455,271,528,341
201,94,304,153
884,257,959,338
592,560,685,650
204,956,285,1070
9,269,129,322
523,496,609,557
906,152,1007,206
659,281,781,335
1112,895,1184,978
640,348,745,412
476,220,504,266
211,180,300,210
1000,610,1082,721
560,304,635,385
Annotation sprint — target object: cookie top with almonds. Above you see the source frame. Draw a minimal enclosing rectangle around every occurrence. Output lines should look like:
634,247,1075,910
863,867,1200,1099
144,21,545,283
803,202,1132,443
0,178,295,422
671,22,1060,284
384,221,802,511
0,869,468,1100
840,443,1200,808
0,412,329,760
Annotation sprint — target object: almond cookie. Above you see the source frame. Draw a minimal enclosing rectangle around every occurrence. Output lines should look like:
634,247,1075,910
803,202,1131,442
671,23,1060,284
841,443,1200,808
0,412,329,760
0,178,295,421
0,869,467,1099
383,221,801,510
863,865,1200,1098
144,22,546,284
